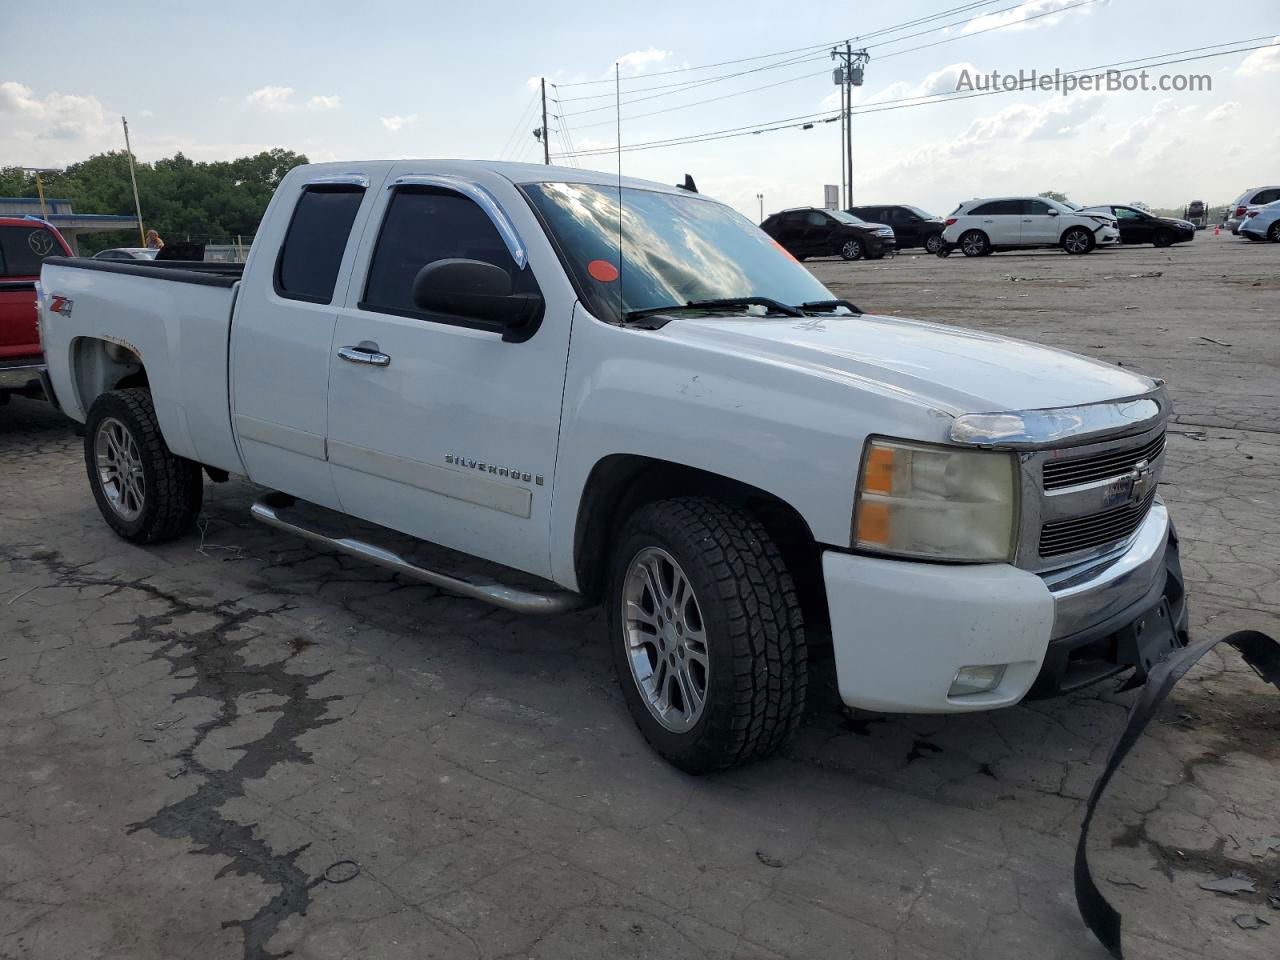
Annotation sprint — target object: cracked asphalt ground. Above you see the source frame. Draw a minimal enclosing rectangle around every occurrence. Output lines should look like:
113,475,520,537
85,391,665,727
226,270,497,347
2,231,1277,960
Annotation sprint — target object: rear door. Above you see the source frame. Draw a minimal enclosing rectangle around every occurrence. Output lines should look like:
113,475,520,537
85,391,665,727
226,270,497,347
970,201,1019,245
0,223,67,360
323,167,574,577
229,169,389,509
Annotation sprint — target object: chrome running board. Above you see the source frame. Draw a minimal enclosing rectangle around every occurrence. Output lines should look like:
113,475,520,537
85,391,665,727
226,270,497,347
250,492,585,615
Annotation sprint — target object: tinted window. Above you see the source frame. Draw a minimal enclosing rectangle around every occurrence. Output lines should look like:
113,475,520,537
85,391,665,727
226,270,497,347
275,185,364,303
363,187,537,321
1254,188,1280,205
805,211,828,227
969,201,1003,215
0,225,63,277
1115,207,1143,220
1022,200,1052,215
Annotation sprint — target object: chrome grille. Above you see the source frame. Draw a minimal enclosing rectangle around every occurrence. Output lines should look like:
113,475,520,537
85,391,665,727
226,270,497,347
1042,432,1165,490
1039,491,1157,557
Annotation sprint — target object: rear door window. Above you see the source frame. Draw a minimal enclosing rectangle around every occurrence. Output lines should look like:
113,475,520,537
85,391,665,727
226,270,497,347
0,225,63,277
1254,188,1280,205
274,185,365,303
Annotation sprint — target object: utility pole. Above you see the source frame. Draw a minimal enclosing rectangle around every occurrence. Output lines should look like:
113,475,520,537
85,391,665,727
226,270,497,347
540,78,550,165
121,116,146,244
20,167,60,221
831,45,869,209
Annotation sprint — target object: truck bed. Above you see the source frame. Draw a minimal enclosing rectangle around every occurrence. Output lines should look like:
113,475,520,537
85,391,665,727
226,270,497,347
39,255,247,476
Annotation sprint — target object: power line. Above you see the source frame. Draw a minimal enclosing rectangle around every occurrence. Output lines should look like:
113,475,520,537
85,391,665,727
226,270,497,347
551,0,1006,87
554,40,1274,158
875,0,1103,60
497,92,541,161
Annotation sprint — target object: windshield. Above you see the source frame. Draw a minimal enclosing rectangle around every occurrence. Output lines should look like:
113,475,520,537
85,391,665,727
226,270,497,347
903,206,935,220
523,182,833,322
829,210,864,225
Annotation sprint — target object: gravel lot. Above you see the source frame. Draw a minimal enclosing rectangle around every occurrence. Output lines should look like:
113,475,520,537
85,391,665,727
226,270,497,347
2,230,1277,960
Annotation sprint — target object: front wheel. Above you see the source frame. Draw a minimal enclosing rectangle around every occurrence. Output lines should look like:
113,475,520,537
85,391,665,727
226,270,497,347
924,233,944,254
607,498,807,774
1062,226,1095,254
84,389,203,543
840,238,864,261
1153,230,1175,248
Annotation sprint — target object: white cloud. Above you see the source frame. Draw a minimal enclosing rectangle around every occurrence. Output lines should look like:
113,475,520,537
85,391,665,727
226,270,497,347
245,85,297,111
616,47,671,75
1205,101,1240,123
307,95,341,110
0,80,111,142
380,114,417,132
1237,37,1280,77
1106,98,1176,157
962,0,1104,33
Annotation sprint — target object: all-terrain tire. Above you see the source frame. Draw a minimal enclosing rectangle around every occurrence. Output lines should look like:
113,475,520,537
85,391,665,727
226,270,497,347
84,389,203,543
606,497,807,774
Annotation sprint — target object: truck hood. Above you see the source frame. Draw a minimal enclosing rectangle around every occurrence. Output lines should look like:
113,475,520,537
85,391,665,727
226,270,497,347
662,312,1156,416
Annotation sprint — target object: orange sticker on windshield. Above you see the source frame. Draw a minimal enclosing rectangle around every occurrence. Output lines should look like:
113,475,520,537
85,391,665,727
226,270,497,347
587,259,619,282
771,239,798,263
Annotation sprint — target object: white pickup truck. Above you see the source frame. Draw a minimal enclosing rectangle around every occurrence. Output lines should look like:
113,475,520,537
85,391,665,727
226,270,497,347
38,160,1188,772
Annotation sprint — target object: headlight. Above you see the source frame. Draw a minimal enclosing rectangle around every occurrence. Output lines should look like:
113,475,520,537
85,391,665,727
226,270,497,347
853,437,1018,562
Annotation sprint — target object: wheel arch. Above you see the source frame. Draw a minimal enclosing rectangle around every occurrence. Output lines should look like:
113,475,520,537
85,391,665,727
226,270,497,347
69,336,148,414
573,454,828,626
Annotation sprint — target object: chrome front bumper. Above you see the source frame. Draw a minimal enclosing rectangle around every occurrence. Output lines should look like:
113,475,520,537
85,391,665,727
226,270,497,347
1045,499,1170,639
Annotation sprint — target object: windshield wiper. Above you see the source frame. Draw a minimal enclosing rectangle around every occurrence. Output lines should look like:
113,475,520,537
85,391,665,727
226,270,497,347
623,296,803,323
799,299,863,315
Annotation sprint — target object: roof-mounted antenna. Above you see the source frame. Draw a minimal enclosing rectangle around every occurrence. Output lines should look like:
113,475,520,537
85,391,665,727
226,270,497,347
677,174,698,193
615,62,623,320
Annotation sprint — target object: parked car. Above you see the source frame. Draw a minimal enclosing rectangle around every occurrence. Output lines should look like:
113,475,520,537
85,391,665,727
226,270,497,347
761,207,895,261
93,247,159,261
0,217,73,403
39,160,1186,773
941,197,1119,256
1079,204,1196,247
847,204,945,253
1239,200,1280,242
1226,186,1280,234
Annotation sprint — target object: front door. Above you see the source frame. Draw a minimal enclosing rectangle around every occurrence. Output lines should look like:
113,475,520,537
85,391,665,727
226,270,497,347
324,168,573,578
1114,206,1150,243
1019,199,1060,246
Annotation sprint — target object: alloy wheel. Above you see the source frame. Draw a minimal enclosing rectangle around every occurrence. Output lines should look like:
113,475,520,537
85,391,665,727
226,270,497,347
1064,229,1091,254
94,417,145,521
842,239,863,260
621,547,710,733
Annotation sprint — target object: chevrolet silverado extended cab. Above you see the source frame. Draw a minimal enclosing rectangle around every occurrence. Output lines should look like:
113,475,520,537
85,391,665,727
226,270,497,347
38,160,1188,772
1,216,72,403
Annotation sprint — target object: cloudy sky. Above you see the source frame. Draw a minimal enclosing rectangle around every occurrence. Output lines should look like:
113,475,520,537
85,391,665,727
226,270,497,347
3,0,1278,219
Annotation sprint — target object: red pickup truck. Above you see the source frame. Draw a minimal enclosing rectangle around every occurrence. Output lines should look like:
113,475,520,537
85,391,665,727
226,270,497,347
1,217,73,403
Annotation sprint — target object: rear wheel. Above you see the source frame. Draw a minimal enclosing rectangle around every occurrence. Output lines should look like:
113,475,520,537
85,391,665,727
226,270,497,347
1269,222,1280,242
607,498,807,774
84,389,203,543
924,233,944,254
1062,226,1095,254
959,230,989,257
840,238,864,261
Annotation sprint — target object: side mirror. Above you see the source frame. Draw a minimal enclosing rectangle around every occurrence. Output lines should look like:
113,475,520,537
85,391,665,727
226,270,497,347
412,259,543,340
1047,209,1060,216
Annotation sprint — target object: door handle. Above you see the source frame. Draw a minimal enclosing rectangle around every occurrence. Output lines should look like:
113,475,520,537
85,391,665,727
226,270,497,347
338,342,391,367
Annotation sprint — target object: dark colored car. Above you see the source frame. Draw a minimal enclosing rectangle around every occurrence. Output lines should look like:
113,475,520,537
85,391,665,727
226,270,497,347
847,204,945,253
760,207,895,261
1080,205,1195,247
0,217,73,403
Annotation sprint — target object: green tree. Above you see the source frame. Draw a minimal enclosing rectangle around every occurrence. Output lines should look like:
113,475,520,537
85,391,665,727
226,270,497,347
1038,190,1070,204
1,148,308,254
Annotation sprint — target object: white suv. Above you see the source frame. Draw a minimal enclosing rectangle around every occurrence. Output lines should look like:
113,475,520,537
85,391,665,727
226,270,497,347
941,197,1119,256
